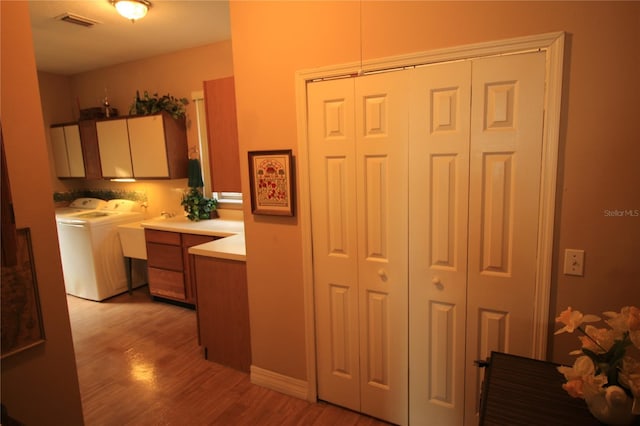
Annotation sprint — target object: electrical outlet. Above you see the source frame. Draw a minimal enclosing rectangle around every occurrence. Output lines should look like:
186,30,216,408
564,249,585,276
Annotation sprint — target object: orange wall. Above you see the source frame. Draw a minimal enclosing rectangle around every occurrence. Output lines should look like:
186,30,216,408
0,2,84,424
39,41,234,219
230,0,640,380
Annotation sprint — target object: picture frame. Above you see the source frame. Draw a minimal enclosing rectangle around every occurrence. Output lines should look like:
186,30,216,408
248,149,295,216
1,228,46,358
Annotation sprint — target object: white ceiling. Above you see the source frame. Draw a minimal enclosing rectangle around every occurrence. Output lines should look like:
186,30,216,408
29,0,231,75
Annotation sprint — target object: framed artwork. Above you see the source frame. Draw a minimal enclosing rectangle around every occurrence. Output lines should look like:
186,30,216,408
1,228,46,358
248,149,295,216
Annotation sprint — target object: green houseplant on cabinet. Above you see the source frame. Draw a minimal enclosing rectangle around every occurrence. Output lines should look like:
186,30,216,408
181,159,217,221
130,91,189,119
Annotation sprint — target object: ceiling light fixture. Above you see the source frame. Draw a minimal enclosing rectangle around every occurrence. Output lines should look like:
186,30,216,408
112,0,151,23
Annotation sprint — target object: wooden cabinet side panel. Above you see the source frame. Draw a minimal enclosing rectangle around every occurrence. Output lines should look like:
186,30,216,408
161,112,188,179
182,234,217,304
194,256,251,372
78,120,102,179
204,77,242,192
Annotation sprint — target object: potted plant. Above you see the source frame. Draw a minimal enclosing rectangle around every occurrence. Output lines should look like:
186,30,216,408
129,90,189,119
181,187,217,221
181,159,217,221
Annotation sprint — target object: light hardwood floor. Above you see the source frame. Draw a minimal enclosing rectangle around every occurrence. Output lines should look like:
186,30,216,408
67,287,391,426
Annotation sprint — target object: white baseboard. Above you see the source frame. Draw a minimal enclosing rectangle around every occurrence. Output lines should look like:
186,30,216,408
250,365,310,401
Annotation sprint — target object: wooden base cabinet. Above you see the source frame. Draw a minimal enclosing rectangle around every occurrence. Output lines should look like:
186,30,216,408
193,256,251,373
145,229,216,304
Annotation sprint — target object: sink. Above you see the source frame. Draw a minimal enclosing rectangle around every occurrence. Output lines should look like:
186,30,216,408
117,222,147,260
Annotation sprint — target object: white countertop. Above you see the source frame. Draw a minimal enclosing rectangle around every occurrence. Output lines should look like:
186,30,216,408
188,233,245,262
139,216,246,261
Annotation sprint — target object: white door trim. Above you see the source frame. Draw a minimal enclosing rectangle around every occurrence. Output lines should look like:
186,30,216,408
294,31,565,402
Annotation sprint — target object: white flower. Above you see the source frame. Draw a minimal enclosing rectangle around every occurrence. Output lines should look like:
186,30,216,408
555,306,601,335
555,305,640,404
558,355,595,380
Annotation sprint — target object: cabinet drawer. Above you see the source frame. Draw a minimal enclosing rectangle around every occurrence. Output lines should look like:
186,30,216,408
148,268,185,300
146,243,183,270
182,233,218,247
145,229,181,245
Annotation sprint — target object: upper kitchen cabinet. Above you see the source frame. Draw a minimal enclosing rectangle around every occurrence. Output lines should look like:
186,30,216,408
204,77,241,192
96,111,188,179
78,120,103,179
50,124,85,178
96,118,133,178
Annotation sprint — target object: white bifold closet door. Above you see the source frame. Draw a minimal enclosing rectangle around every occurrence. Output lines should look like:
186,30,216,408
308,70,410,425
309,51,546,426
409,52,546,426
408,59,472,426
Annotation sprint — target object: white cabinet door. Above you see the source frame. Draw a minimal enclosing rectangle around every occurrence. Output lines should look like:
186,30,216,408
64,125,85,177
50,124,85,178
96,119,133,178
51,126,71,177
127,115,170,178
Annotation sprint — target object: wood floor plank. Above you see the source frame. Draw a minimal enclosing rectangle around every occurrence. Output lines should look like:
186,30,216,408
68,287,391,425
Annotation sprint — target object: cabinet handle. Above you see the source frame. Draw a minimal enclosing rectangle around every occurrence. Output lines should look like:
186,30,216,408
377,269,388,281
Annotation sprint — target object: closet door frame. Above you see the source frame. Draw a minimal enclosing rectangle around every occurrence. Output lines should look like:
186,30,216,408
294,31,565,403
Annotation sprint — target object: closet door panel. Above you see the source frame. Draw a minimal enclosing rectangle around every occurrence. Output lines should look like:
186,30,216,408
465,52,546,425
308,78,360,411
356,71,409,426
409,62,472,426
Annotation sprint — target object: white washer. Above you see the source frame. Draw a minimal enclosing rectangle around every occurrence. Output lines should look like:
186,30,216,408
55,197,107,217
56,199,144,301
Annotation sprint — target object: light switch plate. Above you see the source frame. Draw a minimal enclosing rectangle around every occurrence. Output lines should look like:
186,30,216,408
564,249,585,276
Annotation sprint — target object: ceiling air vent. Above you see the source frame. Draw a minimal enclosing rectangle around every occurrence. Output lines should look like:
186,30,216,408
57,13,100,28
